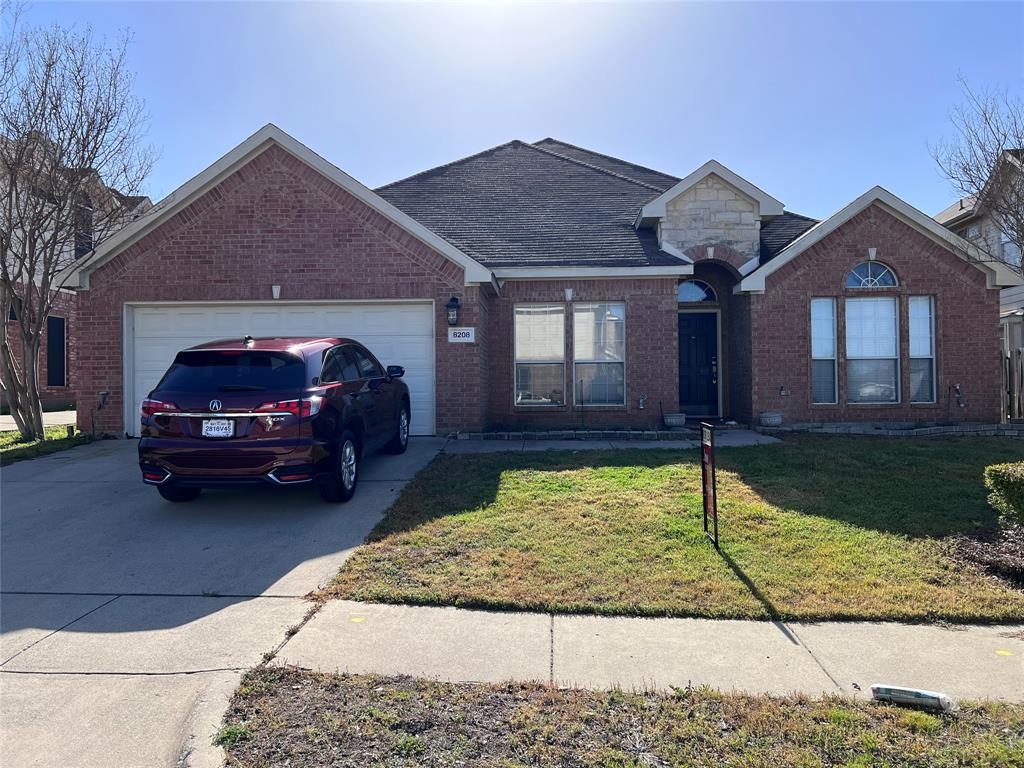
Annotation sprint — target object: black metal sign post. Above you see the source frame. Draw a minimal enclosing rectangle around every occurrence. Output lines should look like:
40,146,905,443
700,422,719,549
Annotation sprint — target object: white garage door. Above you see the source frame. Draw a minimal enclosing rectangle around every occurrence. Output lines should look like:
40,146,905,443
126,302,435,436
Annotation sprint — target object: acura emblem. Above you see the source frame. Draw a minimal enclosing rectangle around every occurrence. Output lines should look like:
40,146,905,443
209,399,222,412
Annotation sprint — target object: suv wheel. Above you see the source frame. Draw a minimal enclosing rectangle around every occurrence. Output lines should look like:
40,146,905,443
157,485,201,502
319,430,359,503
384,404,410,454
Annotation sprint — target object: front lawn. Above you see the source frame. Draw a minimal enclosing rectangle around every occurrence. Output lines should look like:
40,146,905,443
0,424,94,466
219,667,1024,767
326,436,1024,622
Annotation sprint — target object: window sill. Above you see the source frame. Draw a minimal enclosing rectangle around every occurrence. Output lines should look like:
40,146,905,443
573,404,628,410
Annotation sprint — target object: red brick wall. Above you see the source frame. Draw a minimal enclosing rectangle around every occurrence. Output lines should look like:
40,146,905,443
728,291,753,423
750,204,1002,423
75,144,485,435
3,288,77,409
486,278,678,430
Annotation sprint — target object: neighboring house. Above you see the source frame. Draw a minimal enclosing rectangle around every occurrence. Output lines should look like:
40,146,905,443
62,125,1020,437
935,149,1024,417
1,134,151,413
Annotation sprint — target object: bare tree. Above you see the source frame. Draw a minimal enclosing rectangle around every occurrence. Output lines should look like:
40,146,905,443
0,3,154,439
932,75,1024,271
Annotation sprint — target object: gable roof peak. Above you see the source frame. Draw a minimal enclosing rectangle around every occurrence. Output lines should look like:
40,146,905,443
638,159,786,224
741,185,1021,293
61,123,494,288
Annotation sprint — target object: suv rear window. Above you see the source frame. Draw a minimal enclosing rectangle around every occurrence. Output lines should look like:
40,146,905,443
157,350,305,392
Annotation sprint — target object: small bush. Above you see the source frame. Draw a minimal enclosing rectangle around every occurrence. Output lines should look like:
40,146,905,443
985,462,1024,526
213,724,251,748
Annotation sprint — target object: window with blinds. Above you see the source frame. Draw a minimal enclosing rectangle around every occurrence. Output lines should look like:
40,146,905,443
909,296,936,403
845,296,899,404
810,298,837,404
514,304,565,406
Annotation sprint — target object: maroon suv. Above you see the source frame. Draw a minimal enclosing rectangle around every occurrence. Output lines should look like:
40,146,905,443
138,336,410,503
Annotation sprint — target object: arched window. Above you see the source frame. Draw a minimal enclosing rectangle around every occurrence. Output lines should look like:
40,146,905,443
677,280,717,303
846,262,897,288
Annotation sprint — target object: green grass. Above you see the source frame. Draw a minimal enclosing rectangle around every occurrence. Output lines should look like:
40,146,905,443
220,668,1024,767
326,435,1024,622
0,425,94,465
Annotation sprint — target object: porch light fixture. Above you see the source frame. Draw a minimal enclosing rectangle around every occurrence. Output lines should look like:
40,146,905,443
445,296,461,326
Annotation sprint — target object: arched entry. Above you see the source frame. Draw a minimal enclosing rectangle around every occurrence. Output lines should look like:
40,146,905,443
677,262,737,417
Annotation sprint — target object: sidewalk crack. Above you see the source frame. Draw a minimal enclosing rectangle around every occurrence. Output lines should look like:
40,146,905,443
549,613,554,686
0,667,246,677
0,594,121,667
787,624,844,693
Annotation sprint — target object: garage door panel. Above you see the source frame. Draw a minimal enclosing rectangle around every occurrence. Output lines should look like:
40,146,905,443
128,302,434,436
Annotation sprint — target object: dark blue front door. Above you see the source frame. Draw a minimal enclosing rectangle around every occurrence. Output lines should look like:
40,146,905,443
678,312,718,416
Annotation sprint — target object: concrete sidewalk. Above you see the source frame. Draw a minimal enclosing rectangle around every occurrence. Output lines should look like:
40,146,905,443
278,600,1024,702
444,429,778,454
0,409,76,431
1,437,447,768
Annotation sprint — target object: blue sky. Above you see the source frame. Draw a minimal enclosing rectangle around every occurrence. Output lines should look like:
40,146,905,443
33,1,1024,218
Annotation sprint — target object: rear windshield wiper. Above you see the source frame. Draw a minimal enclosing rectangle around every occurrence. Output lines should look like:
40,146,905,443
216,384,266,391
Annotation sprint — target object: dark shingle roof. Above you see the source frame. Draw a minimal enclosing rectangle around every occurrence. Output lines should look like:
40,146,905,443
376,139,816,270
759,212,819,262
532,138,681,191
376,141,681,269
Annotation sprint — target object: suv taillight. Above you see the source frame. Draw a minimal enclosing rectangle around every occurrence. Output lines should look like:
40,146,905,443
255,396,322,418
141,399,179,417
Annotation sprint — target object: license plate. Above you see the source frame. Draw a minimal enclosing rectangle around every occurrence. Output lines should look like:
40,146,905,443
201,419,234,438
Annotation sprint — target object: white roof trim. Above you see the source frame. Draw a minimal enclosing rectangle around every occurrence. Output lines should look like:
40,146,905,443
738,256,760,276
492,265,693,280
739,186,1022,293
62,124,493,288
658,241,694,264
638,159,785,222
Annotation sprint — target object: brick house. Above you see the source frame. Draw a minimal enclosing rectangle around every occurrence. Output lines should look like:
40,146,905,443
2,289,76,412
63,125,1020,437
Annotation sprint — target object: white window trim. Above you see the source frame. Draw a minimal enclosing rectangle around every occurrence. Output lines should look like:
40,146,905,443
845,296,901,405
513,303,566,408
572,302,627,407
810,298,837,405
909,295,937,404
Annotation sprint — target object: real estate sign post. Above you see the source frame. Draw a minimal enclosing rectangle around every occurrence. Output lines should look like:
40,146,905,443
700,422,719,549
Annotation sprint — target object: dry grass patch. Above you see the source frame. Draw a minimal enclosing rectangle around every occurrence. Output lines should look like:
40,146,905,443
324,436,1024,622
221,667,1024,767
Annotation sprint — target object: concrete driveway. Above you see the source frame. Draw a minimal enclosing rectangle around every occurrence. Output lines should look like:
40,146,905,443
0,436,444,768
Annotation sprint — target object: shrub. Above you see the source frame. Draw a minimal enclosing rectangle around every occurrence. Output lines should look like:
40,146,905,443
984,462,1024,526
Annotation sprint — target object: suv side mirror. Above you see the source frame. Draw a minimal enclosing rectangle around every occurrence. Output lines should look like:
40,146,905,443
386,365,405,379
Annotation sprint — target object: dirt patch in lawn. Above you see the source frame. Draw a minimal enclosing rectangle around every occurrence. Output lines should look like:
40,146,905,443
952,524,1024,587
220,667,1024,767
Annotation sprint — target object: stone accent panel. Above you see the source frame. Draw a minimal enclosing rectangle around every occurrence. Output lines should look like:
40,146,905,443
661,173,760,269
